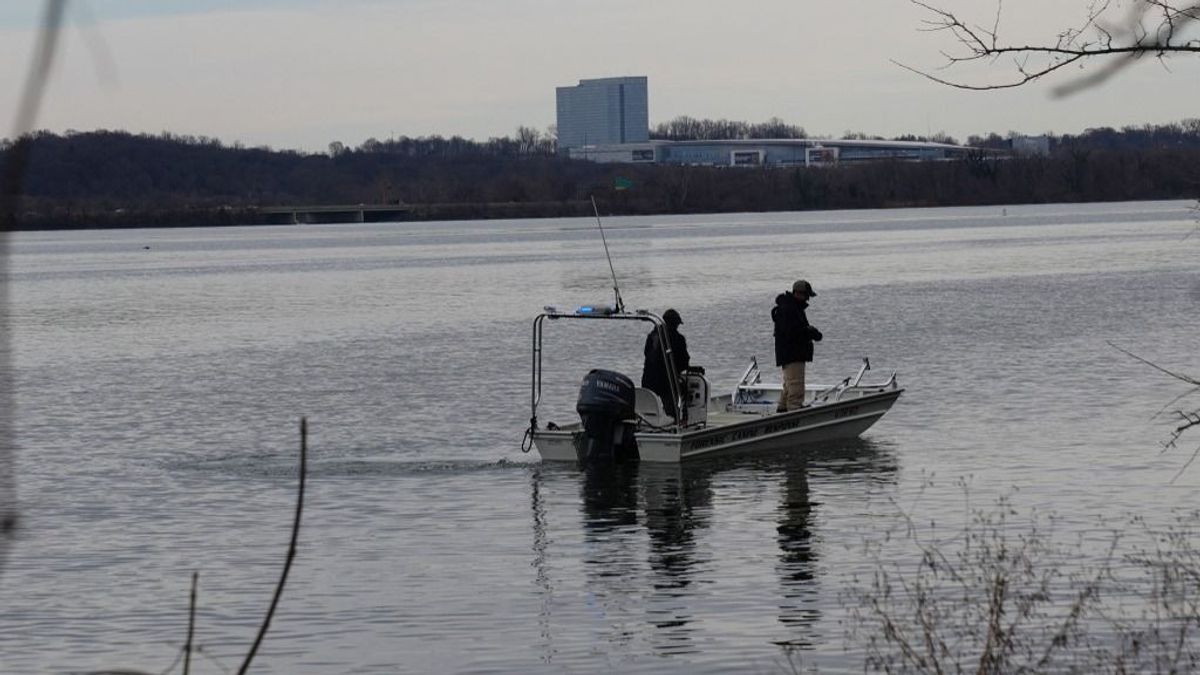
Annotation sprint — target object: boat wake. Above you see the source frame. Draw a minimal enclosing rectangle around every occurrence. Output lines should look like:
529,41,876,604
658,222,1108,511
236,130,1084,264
166,453,535,478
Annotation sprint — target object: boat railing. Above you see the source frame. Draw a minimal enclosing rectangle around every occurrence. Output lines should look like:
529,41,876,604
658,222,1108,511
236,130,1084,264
810,357,870,403
736,356,762,388
728,356,891,406
850,357,871,387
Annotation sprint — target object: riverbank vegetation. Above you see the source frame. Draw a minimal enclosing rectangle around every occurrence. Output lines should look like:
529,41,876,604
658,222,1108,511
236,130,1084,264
2,119,1199,229
842,486,1200,674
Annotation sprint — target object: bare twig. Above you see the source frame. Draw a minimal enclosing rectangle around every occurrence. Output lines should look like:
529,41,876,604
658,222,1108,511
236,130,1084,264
237,417,307,674
183,572,197,675
1106,343,1200,481
1185,200,1200,240
1166,435,1200,484
1108,341,1200,387
4,6,311,671
2,0,67,222
9,1,67,139
902,0,1200,92
1,0,68,580
195,647,233,675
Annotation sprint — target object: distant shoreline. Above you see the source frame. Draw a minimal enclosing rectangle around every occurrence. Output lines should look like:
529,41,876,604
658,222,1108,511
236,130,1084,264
11,200,597,230
7,127,1200,231
10,196,1195,231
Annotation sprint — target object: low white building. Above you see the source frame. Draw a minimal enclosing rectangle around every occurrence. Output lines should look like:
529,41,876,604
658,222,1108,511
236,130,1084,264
567,138,971,167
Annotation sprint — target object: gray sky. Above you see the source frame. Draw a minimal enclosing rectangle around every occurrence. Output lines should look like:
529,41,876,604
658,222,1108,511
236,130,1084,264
2,0,1198,152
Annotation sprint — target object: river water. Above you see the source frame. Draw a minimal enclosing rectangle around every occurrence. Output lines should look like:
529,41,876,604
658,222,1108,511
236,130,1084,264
2,200,1198,673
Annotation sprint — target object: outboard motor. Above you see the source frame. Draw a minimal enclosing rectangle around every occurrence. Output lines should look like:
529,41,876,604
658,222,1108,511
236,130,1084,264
575,369,639,466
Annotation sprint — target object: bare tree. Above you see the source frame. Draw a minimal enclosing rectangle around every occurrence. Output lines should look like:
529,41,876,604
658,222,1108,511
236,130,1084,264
515,125,541,155
650,115,807,141
901,0,1200,96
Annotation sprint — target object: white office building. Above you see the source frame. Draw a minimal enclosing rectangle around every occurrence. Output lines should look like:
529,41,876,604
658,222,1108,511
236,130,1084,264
567,138,972,166
555,76,649,152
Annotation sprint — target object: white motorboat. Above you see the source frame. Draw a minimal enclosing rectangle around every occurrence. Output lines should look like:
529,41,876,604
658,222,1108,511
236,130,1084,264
524,305,903,464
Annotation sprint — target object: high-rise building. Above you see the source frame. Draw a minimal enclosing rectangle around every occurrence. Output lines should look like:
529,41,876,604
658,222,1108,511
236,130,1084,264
555,76,648,152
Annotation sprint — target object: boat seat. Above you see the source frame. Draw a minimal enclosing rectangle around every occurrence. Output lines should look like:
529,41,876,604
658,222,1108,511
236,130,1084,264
634,387,667,424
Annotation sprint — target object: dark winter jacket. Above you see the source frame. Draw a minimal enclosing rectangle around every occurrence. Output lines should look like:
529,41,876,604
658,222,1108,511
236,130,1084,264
772,292,822,366
641,327,690,417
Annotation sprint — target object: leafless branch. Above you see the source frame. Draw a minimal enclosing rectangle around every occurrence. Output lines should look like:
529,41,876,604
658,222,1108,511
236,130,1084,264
86,420,308,675
183,572,197,675
5,6,310,672
194,647,233,675
1107,342,1200,482
237,417,307,674
1,0,68,581
1185,200,1200,240
1108,341,1200,387
1165,412,1200,483
902,0,1200,92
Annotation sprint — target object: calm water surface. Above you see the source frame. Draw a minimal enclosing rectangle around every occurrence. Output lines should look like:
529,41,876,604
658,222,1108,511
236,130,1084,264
2,200,1198,673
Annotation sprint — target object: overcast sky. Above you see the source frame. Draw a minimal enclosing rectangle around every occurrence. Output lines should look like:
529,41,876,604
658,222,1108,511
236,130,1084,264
2,0,1198,152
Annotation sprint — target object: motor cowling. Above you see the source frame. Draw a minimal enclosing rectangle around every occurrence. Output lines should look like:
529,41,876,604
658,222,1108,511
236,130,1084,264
575,369,639,465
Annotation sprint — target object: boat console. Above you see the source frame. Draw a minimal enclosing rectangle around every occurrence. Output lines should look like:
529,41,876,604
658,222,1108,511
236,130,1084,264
682,368,709,426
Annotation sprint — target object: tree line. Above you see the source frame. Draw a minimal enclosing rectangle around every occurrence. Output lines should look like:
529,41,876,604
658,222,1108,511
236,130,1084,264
650,116,807,140
2,120,1199,229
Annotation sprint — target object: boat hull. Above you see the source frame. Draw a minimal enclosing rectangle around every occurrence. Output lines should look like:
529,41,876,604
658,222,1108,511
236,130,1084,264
532,388,902,463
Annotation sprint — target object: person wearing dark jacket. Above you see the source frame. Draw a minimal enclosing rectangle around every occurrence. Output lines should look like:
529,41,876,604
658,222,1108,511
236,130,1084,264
772,280,823,412
641,308,690,418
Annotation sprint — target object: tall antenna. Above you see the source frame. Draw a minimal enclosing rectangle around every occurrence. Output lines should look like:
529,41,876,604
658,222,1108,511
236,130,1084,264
590,195,625,312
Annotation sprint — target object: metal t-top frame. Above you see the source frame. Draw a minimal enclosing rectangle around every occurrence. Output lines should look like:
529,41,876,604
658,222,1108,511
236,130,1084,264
530,307,684,433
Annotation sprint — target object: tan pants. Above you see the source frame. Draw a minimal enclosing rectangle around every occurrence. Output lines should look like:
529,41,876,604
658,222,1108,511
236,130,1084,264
781,361,806,411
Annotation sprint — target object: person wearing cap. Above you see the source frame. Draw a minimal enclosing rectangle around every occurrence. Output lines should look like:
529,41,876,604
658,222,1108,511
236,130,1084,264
641,308,691,419
772,280,823,412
